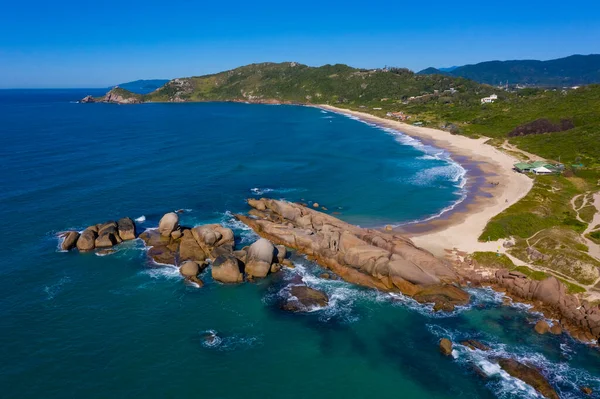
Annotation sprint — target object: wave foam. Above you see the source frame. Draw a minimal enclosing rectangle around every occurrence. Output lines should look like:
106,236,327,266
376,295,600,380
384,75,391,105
44,276,70,300
335,110,468,227
199,330,260,351
220,210,259,245
135,215,146,223
250,187,304,196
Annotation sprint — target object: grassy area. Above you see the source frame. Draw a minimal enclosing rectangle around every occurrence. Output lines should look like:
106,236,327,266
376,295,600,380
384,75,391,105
480,175,587,241
579,205,597,223
558,278,587,294
588,231,600,244
513,266,548,280
512,266,586,294
507,227,600,285
471,251,516,269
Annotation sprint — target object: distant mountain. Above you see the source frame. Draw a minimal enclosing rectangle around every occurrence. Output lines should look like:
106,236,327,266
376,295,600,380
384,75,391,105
114,79,170,94
438,66,458,72
417,54,600,86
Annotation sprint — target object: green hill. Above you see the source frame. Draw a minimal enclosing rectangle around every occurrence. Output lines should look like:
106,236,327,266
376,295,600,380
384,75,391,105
418,54,600,86
101,62,600,165
142,62,491,104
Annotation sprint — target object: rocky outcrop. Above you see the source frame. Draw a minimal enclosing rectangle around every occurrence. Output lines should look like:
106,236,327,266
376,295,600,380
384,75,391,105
76,228,97,251
245,238,275,278
80,87,142,104
179,229,207,263
466,268,600,341
60,217,137,252
460,340,490,351
439,338,453,356
211,255,244,284
80,95,95,103
281,285,329,312
158,212,179,237
191,224,234,255
497,358,559,399
179,260,204,286
534,320,550,334
60,231,80,251
117,217,136,241
102,87,141,104
236,199,468,310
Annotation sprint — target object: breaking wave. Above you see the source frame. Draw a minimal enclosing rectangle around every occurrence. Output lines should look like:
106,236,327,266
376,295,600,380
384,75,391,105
334,109,468,227
250,187,304,196
199,330,261,351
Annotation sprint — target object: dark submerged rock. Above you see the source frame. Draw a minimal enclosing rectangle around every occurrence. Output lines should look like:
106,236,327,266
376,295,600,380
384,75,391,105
460,339,490,351
281,285,328,312
497,358,559,399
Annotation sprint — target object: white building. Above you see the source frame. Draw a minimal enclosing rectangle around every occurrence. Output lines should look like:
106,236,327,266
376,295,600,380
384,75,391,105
481,94,498,104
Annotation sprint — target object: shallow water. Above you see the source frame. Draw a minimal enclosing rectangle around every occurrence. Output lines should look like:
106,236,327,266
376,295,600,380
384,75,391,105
1,90,599,398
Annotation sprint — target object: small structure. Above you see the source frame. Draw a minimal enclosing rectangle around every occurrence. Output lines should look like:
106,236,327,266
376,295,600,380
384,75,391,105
514,162,533,173
533,166,553,175
514,161,560,174
481,94,498,104
386,111,411,121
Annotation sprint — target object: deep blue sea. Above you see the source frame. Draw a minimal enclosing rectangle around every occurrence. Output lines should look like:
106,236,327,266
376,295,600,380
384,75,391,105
1,89,599,398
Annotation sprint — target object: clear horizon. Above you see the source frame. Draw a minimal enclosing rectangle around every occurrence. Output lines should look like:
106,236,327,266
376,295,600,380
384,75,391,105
2,0,599,88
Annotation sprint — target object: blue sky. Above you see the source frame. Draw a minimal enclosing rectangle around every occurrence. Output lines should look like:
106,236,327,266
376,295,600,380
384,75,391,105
1,0,599,88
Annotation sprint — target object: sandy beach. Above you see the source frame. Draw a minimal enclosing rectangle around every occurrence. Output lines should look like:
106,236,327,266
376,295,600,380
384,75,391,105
318,104,534,257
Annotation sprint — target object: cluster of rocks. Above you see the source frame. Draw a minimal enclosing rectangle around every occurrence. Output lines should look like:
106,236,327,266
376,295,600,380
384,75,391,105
139,212,292,288
80,87,141,104
236,198,470,311
59,217,137,252
439,338,560,399
466,268,600,342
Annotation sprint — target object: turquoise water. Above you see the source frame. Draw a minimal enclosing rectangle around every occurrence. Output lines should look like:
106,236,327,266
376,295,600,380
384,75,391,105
1,90,599,398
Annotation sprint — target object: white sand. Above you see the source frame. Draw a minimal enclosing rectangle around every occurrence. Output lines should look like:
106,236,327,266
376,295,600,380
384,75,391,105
318,105,534,257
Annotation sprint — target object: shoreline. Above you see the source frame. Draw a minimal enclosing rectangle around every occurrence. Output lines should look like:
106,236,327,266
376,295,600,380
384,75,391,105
317,104,534,257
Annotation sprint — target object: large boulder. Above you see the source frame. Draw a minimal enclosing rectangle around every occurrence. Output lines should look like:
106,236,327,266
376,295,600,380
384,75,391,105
158,212,179,237
76,228,97,251
498,358,559,399
281,285,328,312
534,320,550,335
60,231,80,251
245,238,275,278
532,277,565,308
275,245,287,263
191,224,234,251
148,244,177,265
95,225,120,248
413,285,470,312
179,260,199,277
117,217,136,240
139,229,171,247
211,255,244,284
179,229,207,263
179,261,204,287
439,338,453,356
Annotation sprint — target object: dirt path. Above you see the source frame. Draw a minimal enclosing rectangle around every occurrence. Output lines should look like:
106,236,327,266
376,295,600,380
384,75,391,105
501,140,545,162
571,191,600,263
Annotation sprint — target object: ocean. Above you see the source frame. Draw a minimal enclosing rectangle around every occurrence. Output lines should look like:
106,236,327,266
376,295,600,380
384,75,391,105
0,89,598,398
